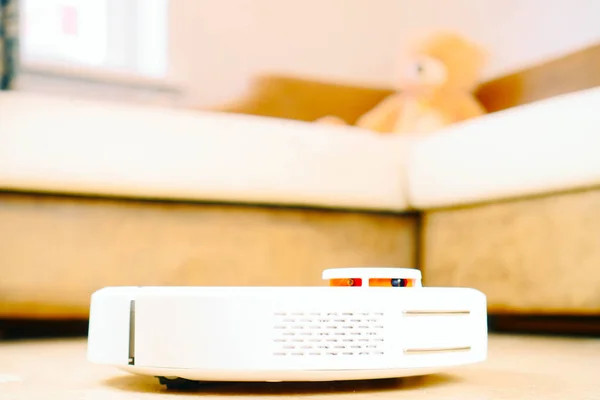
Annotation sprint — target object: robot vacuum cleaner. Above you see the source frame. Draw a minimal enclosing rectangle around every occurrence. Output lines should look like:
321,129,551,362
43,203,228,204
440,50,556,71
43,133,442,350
87,268,487,387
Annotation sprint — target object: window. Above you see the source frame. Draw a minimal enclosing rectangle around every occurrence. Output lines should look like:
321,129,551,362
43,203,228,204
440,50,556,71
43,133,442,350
21,0,109,69
20,0,169,78
16,0,179,106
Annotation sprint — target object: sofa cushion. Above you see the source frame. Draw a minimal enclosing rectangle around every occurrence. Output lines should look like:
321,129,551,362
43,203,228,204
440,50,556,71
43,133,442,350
407,86,600,209
0,91,413,212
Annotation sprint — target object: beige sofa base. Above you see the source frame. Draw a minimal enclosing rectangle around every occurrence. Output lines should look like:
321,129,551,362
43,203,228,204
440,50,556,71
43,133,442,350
421,187,600,316
0,191,417,319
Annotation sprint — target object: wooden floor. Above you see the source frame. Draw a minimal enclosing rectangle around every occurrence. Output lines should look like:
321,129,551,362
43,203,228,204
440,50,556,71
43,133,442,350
0,333,598,399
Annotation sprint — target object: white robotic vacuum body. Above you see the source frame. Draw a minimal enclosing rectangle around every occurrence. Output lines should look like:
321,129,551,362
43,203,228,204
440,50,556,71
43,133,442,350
87,268,487,384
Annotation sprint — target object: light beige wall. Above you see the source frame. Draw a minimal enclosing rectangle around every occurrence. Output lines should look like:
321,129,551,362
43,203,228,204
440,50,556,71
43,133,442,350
170,0,600,107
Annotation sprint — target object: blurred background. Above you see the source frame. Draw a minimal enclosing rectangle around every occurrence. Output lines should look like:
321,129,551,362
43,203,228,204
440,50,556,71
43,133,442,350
1,0,600,341
12,0,600,108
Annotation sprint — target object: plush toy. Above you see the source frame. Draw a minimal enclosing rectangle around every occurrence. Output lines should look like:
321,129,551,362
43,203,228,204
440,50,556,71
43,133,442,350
317,31,488,135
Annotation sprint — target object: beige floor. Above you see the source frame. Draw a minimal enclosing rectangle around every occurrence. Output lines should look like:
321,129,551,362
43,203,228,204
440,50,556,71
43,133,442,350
0,334,598,399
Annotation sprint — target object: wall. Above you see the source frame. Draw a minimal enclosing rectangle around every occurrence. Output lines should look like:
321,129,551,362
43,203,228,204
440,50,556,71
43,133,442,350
168,0,600,108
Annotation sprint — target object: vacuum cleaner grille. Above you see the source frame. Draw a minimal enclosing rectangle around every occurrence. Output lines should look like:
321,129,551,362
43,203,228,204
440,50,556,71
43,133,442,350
272,310,385,357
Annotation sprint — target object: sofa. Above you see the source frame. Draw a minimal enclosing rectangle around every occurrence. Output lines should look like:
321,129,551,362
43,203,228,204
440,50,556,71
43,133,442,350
0,90,420,320
1,42,599,333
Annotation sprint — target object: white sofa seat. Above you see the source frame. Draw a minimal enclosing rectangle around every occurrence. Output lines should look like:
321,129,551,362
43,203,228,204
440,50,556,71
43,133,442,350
408,86,600,209
3,86,600,214
0,91,414,212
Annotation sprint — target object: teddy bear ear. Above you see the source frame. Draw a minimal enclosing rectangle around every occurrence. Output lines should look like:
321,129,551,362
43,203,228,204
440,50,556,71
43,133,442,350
406,30,488,86
391,31,434,70
459,35,489,69
400,30,436,57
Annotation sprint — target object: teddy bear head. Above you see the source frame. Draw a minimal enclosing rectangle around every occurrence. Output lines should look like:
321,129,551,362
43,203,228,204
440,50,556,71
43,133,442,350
395,31,487,93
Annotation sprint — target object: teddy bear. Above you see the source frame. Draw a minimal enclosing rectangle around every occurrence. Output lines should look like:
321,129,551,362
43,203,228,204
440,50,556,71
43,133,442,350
316,31,488,135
